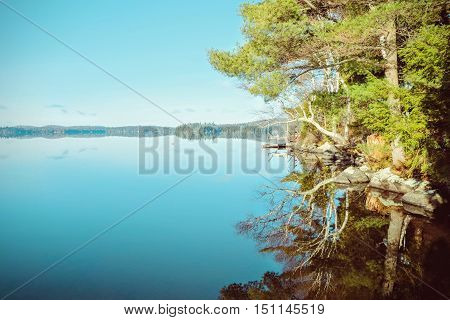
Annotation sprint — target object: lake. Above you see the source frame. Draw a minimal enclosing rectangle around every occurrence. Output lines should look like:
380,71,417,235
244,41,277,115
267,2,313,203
1,136,449,300
0,136,286,299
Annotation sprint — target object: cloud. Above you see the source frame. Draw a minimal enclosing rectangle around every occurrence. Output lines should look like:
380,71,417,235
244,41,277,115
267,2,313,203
46,104,68,114
45,105,96,116
171,109,181,114
46,104,65,109
0,105,7,110
185,108,195,113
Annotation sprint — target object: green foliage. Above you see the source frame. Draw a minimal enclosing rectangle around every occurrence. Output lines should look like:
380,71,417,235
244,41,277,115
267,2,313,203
210,0,449,178
350,78,393,133
248,71,290,98
399,25,450,89
350,77,429,152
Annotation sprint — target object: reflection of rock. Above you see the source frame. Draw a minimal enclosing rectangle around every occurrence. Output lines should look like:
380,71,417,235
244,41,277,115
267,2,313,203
369,168,419,194
366,188,403,213
334,166,370,184
402,191,444,217
366,168,444,217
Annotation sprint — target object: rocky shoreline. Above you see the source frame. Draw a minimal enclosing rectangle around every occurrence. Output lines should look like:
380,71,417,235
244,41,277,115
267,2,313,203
293,142,445,218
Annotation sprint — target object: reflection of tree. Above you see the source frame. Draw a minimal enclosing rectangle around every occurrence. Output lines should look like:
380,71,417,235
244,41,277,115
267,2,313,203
221,168,450,300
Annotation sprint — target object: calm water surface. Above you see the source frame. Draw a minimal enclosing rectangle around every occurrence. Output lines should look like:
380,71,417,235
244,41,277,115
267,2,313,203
0,137,285,299
1,137,449,300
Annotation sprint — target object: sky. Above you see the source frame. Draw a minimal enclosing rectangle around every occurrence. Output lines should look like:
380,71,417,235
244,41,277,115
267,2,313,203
0,0,266,127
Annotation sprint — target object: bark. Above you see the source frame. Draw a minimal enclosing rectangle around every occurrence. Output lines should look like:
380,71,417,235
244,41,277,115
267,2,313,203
283,111,348,145
300,117,347,145
384,18,399,88
384,17,401,116
340,80,352,141
384,17,406,164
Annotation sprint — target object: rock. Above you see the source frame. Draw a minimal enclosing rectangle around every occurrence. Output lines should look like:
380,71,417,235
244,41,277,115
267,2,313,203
369,168,420,194
416,180,431,191
343,166,370,183
402,190,444,216
359,165,375,179
359,165,371,172
316,142,339,154
334,173,351,184
334,166,370,184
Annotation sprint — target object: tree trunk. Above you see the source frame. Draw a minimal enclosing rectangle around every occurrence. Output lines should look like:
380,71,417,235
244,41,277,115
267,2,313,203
284,108,348,145
299,117,347,145
384,17,406,165
385,18,399,88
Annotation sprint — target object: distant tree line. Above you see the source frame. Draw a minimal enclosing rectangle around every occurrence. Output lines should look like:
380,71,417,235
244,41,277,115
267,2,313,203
174,122,286,140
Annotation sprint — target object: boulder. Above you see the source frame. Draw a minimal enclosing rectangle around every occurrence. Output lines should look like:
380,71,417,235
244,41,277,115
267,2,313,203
359,165,375,179
369,168,420,194
334,166,370,184
334,173,351,184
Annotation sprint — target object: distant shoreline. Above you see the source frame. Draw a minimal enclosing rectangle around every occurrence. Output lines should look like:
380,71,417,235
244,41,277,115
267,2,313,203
0,121,287,139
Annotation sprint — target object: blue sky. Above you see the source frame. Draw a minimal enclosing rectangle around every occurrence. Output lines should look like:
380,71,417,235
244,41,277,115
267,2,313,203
0,0,265,127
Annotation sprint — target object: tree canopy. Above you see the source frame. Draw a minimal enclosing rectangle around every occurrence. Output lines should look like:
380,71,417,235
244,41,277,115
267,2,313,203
210,0,449,180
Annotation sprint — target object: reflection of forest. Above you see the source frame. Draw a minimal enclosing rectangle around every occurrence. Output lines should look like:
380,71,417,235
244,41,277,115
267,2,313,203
221,156,450,300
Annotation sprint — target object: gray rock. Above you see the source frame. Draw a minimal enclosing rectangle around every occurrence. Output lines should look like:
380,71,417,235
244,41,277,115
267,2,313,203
343,167,370,183
359,165,371,172
369,168,420,194
334,166,370,184
359,165,375,179
334,173,351,184
416,181,431,191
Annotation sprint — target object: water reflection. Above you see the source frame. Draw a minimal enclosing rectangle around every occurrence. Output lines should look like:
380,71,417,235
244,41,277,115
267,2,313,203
221,155,450,299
